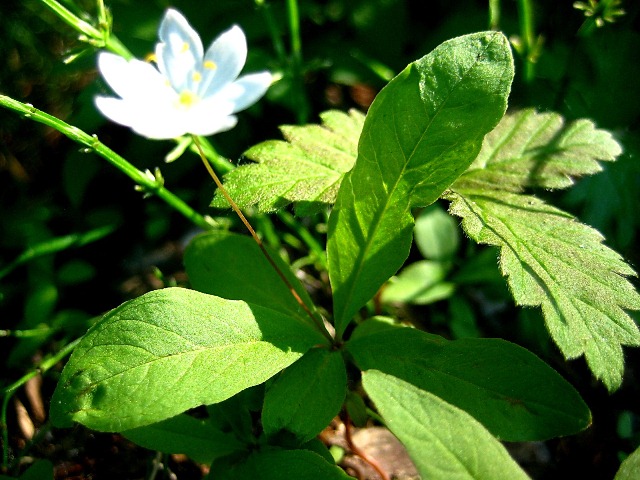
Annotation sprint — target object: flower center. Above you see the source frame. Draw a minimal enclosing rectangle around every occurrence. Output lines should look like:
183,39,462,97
178,90,199,108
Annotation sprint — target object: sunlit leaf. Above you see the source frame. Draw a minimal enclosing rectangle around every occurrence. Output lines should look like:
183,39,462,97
445,188,640,391
327,31,514,336
362,370,530,479
50,288,325,431
211,109,364,215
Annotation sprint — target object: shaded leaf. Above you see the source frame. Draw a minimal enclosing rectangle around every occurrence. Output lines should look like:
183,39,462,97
615,446,640,480
123,414,243,464
454,108,622,192
50,288,325,431
445,188,640,391
362,370,530,479
327,32,514,337
184,231,318,326
262,348,347,444
215,448,351,480
211,110,364,215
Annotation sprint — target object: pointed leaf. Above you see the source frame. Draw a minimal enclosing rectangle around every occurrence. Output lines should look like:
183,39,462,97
347,319,591,441
327,32,514,336
184,231,318,326
50,288,325,431
262,348,347,444
455,109,622,192
211,110,364,215
123,414,243,464
446,188,640,391
362,370,530,480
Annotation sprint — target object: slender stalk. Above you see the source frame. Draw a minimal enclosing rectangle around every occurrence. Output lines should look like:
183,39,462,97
191,136,332,342
285,0,309,123
277,211,327,270
488,0,501,30
517,0,536,83
0,96,213,231
255,0,288,65
1,338,81,468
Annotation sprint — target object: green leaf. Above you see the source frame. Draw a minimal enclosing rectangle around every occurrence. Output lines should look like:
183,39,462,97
414,204,460,260
445,188,640,391
50,287,325,431
327,32,514,337
347,320,591,441
362,370,530,480
615,446,640,480
211,109,364,216
262,348,347,444
122,414,244,464
380,260,455,305
454,108,622,192
184,231,318,325
214,448,352,480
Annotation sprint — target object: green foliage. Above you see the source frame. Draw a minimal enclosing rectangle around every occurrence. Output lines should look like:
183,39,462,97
615,446,640,480
446,109,640,391
347,319,591,441
362,370,530,479
211,110,364,215
50,287,325,431
328,31,514,337
262,348,346,444
122,414,243,464
184,230,317,323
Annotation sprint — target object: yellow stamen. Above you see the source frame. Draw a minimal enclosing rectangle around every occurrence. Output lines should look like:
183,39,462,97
181,42,190,53
204,60,217,70
192,71,202,82
145,53,157,63
178,90,198,107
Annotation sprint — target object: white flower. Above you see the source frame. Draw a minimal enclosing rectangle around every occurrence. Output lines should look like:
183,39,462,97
95,8,272,139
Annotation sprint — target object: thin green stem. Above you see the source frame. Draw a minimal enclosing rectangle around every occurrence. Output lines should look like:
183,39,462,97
255,0,288,65
517,0,536,83
277,211,327,270
1,338,81,468
0,96,213,231
191,136,333,343
285,0,309,123
488,0,501,30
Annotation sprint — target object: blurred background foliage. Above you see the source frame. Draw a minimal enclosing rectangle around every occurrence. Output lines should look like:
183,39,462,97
1,0,639,478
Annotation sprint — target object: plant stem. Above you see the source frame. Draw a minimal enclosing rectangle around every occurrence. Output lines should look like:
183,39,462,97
1,338,81,468
517,0,536,83
191,136,333,343
285,0,309,123
488,0,501,30
0,96,214,231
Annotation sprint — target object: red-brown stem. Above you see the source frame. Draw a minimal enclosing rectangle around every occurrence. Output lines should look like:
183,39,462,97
191,136,332,342
343,413,390,480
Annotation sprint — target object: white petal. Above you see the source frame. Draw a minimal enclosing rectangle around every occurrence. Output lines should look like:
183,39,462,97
95,96,187,139
156,9,203,91
199,25,248,98
98,52,175,102
186,113,238,137
220,71,272,113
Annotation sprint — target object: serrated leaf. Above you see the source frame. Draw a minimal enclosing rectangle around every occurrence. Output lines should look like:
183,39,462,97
262,348,346,444
348,319,591,441
210,109,364,216
327,32,514,337
362,370,530,480
123,414,243,464
50,288,325,431
445,188,640,391
454,108,622,192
